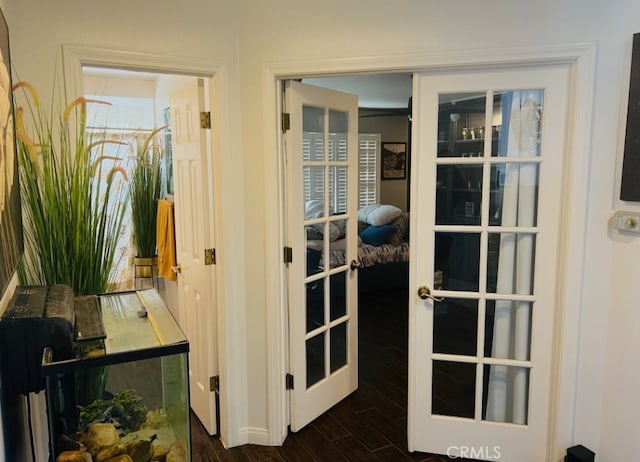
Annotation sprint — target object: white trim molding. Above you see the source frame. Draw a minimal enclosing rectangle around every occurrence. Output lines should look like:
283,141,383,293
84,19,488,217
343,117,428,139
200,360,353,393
61,44,248,448
263,43,596,459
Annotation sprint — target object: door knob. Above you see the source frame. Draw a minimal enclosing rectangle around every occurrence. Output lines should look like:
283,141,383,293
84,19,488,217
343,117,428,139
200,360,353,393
417,286,444,302
350,260,363,270
171,264,182,274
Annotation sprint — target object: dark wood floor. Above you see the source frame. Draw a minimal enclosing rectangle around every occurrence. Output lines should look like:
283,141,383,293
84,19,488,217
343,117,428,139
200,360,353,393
189,288,475,462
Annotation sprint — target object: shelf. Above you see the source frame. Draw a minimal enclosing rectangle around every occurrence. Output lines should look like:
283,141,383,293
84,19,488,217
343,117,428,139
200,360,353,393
454,137,498,143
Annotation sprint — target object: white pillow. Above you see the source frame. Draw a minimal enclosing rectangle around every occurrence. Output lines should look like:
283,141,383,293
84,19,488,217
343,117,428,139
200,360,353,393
358,204,402,226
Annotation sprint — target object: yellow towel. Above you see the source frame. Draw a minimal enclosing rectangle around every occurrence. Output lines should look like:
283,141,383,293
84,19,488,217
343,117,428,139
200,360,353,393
157,199,177,281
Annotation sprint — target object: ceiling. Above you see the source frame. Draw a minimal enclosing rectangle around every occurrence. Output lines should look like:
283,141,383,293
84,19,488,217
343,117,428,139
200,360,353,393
303,73,413,109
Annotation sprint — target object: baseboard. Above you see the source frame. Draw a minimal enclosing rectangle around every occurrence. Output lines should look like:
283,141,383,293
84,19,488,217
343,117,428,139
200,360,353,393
241,427,271,446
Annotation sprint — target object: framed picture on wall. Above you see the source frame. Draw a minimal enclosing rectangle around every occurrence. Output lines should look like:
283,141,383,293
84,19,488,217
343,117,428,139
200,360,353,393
381,142,407,180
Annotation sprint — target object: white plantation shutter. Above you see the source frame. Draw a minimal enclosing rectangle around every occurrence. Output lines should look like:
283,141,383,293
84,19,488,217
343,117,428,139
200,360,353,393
329,133,348,213
303,132,379,211
303,132,325,203
358,133,380,208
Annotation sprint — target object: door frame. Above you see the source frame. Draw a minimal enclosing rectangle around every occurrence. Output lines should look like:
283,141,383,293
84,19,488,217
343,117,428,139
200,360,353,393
264,43,595,459
62,44,247,448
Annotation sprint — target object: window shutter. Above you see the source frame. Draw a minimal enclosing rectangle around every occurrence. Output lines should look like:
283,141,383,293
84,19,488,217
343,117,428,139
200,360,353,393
329,133,348,214
303,132,325,203
358,133,380,208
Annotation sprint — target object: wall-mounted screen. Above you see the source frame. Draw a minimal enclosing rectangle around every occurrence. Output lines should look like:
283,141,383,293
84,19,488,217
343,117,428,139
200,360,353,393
621,32,640,201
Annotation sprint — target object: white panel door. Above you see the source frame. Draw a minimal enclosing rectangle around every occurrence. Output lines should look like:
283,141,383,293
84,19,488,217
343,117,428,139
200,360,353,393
170,78,218,435
285,81,359,432
409,65,570,460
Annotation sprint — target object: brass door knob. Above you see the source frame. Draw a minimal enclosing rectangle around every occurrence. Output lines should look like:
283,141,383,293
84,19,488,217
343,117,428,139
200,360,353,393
417,286,444,302
350,260,363,270
171,264,182,274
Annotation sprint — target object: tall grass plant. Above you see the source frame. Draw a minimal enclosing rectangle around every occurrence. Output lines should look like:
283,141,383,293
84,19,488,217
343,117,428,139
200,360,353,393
130,127,164,259
14,82,128,296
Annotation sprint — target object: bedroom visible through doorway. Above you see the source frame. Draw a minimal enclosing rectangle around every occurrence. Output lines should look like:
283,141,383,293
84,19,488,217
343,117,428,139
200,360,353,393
284,74,418,454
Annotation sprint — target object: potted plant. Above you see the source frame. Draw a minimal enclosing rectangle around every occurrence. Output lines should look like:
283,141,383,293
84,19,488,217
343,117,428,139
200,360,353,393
129,127,165,280
14,82,129,295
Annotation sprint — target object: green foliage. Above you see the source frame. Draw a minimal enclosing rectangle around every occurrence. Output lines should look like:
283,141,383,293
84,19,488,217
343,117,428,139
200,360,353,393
14,84,128,295
130,127,164,258
78,388,148,434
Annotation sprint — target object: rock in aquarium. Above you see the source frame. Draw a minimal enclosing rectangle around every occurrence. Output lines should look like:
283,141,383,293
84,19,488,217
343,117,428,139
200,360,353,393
55,451,92,462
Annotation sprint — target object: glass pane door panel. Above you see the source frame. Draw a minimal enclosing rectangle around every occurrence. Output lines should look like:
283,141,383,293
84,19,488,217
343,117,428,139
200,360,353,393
432,360,476,418
436,164,483,225
329,166,348,214
304,167,325,215
486,233,536,295
329,110,348,161
484,300,532,360
303,106,325,144
303,133,324,162
433,298,478,356
329,109,349,161
489,163,539,227
306,279,324,333
305,248,323,277
306,333,325,388
330,322,347,373
482,365,530,424
437,92,487,158
330,273,346,321
491,90,543,158
434,232,480,292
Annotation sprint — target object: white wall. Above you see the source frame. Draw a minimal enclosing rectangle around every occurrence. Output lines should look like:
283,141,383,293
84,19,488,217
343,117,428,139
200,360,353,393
4,0,640,459
359,111,410,211
601,4,640,461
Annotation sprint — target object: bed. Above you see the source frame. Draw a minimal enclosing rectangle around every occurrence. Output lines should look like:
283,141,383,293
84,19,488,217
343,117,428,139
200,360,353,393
306,205,410,293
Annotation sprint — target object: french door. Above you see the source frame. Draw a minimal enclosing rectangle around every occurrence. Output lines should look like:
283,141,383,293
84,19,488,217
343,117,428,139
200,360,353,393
409,64,570,460
284,81,360,431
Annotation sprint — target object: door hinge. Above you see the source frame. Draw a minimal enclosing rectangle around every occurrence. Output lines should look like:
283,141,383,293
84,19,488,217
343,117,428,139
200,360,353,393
283,246,293,264
210,375,219,392
286,373,294,390
281,112,290,132
205,248,216,265
200,111,211,129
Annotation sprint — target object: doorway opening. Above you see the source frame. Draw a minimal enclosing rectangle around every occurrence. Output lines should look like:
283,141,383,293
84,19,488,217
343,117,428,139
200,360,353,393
283,73,421,457
80,66,203,321
77,64,221,440
278,61,577,461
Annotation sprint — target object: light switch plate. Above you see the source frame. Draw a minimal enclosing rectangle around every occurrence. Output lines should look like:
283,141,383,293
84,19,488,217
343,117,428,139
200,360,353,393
613,211,640,233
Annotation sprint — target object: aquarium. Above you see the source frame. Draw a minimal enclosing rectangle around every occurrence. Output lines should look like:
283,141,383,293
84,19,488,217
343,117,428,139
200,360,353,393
42,289,191,462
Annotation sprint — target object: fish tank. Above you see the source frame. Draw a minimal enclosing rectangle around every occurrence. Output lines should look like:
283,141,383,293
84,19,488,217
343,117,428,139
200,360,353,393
41,289,191,462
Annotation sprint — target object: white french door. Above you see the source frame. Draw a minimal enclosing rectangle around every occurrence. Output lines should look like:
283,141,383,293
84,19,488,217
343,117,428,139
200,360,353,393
284,81,360,432
408,65,570,460
170,78,219,435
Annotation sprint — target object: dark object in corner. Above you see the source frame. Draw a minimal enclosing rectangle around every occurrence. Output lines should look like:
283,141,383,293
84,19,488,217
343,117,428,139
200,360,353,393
0,285,105,395
620,32,640,201
565,444,595,462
